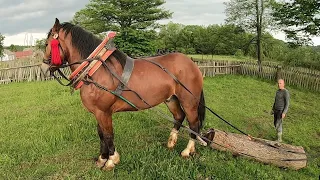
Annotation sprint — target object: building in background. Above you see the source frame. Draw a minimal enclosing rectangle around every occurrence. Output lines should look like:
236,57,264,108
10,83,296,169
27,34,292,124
0,49,15,61
14,49,33,59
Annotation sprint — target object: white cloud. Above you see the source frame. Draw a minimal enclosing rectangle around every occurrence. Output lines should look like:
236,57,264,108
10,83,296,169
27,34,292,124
0,0,89,35
3,32,47,46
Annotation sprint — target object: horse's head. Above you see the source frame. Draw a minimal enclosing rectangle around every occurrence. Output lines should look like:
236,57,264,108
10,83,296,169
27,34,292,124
42,18,68,73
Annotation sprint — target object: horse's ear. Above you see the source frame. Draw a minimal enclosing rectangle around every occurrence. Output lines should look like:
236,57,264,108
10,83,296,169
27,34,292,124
53,18,61,31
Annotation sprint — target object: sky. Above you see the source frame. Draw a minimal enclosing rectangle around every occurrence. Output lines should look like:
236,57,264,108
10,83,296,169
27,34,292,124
1,0,320,46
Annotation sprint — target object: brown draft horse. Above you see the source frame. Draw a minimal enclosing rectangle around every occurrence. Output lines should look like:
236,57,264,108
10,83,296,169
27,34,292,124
43,18,205,170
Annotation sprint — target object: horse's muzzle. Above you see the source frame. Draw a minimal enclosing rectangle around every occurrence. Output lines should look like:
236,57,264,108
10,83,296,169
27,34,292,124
43,59,50,65
41,60,51,77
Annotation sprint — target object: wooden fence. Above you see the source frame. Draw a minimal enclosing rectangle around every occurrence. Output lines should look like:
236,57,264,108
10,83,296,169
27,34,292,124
0,58,41,68
0,63,71,84
0,59,319,92
195,60,241,76
196,60,320,92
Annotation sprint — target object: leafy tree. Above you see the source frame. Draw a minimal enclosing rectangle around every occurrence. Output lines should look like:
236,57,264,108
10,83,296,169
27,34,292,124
8,44,18,52
178,25,200,54
212,25,249,55
193,26,211,55
272,0,320,46
114,28,158,57
260,33,289,62
225,0,275,71
158,22,184,51
72,0,172,56
0,33,4,58
35,39,47,51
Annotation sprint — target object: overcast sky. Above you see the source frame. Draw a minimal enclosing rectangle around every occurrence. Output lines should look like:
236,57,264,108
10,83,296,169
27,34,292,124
1,0,319,46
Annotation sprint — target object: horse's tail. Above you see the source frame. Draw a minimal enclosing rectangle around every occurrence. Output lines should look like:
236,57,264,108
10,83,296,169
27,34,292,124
198,89,206,129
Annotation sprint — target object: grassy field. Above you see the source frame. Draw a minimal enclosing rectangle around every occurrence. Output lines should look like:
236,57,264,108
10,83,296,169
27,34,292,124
0,75,319,179
188,54,255,62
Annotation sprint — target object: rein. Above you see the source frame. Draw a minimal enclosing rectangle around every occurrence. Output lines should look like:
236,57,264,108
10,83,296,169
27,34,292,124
86,57,306,159
143,59,251,138
47,35,305,161
46,32,251,139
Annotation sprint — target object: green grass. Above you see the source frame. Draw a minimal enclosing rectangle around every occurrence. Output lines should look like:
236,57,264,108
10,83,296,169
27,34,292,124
188,54,255,62
0,75,319,179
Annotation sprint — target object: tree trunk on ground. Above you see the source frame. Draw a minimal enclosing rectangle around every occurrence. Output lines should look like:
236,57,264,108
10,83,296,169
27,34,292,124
203,129,307,170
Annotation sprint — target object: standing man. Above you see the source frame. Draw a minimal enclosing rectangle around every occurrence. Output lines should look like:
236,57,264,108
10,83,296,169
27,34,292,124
271,79,290,142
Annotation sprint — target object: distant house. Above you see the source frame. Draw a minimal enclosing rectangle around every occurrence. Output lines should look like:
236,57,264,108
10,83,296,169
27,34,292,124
14,49,33,59
0,49,15,61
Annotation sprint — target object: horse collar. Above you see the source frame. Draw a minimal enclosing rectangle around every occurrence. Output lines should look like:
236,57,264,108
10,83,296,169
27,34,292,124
69,32,120,90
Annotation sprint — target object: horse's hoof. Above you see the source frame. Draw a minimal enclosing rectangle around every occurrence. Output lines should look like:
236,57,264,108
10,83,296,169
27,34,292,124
167,140,177,150
181,149,190,158
102,159,115,171
96,155,107,168
167,129,178,149
110,151,120,165
181,140,195,158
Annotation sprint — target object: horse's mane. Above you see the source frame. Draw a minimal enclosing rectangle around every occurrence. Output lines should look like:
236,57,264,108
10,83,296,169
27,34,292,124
49,22,126,68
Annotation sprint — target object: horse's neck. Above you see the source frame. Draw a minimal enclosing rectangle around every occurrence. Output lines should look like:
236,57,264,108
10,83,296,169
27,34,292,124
68,52,83,72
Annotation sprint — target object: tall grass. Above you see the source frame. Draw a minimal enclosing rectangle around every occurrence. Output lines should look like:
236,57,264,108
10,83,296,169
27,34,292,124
0,75,319,179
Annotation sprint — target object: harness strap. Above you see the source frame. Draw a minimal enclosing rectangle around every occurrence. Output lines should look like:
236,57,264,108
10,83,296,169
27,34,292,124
51,70,73,86
142,59,251,137
86,77,307,162
114,57,135,95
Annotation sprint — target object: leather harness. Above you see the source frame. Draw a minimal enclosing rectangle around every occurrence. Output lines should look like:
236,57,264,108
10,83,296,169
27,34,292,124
69,32,135,96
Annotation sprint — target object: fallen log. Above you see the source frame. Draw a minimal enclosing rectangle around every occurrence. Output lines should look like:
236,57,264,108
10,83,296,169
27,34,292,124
203,128,307,170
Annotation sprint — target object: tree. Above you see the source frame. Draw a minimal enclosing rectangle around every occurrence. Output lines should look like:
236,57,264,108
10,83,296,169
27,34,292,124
8,44,18,52
72,0,172,56
272,0,320,46
0,33,4,58
193,26,211,55
178,25,200,54
35,38,47,51
114,28,158,57
225,0,274,71
158,22,184,51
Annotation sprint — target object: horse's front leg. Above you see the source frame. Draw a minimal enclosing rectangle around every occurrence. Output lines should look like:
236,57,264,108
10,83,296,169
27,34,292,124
95,111,120,170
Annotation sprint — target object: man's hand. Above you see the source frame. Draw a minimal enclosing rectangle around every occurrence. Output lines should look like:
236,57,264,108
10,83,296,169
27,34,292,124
270,110,274,115
282,113,286,119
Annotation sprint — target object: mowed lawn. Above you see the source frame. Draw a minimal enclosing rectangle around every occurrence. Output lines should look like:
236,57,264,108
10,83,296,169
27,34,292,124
0,75,319,179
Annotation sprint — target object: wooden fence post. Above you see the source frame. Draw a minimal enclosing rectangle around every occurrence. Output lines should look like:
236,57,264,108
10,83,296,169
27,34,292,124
276,65,282,81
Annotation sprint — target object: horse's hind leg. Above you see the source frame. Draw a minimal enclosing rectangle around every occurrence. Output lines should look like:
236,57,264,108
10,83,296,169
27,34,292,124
180,106,199,158
165,95,185,149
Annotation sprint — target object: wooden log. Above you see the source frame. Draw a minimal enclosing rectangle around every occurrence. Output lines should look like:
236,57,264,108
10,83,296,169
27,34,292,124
203,129,307,170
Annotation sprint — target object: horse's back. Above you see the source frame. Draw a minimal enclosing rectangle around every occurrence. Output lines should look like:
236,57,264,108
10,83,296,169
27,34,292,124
142,53,201,79
153,53,202,83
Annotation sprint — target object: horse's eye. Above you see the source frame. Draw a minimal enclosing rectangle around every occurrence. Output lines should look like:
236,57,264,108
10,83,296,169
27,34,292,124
45,43,48,47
